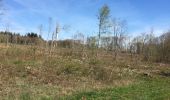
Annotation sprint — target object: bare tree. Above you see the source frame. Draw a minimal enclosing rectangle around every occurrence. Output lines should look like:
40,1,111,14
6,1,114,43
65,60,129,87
51,22,60,48
47,17,52,48
97,4,111,48
72,32,87,59
37,24,44,56
111,18,127,60
51,22,70,50
38,24,43,38
143,28,155,62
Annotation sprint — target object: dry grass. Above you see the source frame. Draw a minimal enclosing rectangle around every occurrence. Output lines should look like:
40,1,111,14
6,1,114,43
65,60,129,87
0,43,169,99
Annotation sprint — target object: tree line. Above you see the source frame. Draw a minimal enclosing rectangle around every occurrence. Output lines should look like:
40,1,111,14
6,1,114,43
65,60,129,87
0,3,169,63
0,31,43,45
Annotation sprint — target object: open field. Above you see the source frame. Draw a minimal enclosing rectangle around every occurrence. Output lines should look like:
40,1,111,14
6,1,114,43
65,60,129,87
1,0,170,99
0,44,169,100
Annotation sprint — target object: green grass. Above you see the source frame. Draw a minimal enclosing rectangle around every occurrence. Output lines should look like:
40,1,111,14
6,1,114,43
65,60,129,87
61,77,170,100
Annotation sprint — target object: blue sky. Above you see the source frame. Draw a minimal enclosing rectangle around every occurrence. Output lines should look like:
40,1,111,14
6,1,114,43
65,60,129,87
1,0,170,39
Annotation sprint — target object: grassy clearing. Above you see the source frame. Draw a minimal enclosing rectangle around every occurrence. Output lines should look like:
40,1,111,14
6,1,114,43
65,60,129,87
0,44,170,99
62,77,170,100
